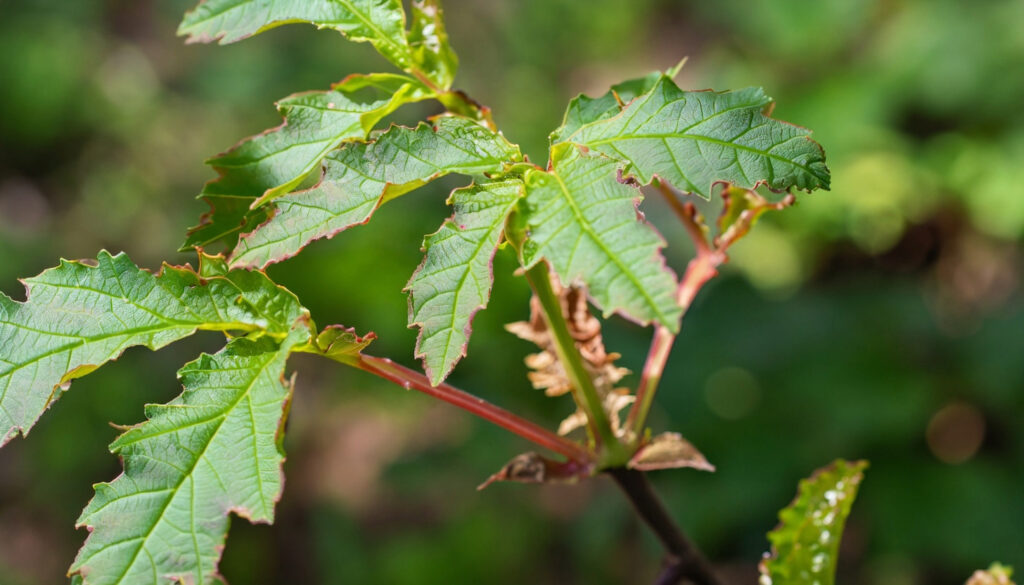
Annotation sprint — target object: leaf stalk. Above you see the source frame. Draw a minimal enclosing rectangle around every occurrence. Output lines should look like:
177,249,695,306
523,263,627,465
626,182,724,439
355,353,592,464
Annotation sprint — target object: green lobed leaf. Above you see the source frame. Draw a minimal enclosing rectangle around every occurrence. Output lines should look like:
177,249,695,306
406,180,524,384
70,330,306,585
408,0,458,90
179,0,457,89
179,0,414,70
549,61,684,144
0,251,306,446
516,145,681,330
183,74,434,251
229,116,522,269
759,459,869,585
564,75,830,199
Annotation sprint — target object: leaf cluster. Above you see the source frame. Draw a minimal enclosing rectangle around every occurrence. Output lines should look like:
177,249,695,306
0,1,848,583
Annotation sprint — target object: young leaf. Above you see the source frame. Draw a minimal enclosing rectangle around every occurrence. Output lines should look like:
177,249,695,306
406,180,523,384
408,0,458,90
179,0,414,69
229,116,521,269
516,145,681,331
760,459,869,585
184,74,434,251
70,331,306,585
564,75,830,199
0,251,305,446
294,324,377,366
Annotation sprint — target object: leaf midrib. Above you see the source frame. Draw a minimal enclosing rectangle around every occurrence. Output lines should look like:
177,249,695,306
545,165,670,326
584,133,821,179
93,350,280,585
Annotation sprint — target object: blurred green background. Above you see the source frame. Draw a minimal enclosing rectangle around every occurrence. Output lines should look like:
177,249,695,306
1,0,1022,583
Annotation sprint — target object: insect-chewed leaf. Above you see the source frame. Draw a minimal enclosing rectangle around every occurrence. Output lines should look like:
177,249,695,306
517,145,681,331
407,180,523,384
229,116,521,269
70,330,305,585
759,459,868,585
184,73,433,251
0,251,307,446
563,75,830,199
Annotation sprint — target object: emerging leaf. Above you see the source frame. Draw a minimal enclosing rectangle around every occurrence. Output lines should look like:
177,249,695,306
564,75,830,199
295,324,377,365
516,145,681,330
0,251,306,446
408,0,458,90
184,73,433,251
230,116,521,269
70,331,306,585
760,459,869,585
407,180,523,385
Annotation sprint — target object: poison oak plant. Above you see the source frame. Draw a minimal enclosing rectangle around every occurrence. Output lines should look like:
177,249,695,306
5,2,1006,585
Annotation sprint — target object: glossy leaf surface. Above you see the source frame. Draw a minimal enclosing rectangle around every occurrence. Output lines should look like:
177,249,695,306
407,180,523,384
760,459,868,585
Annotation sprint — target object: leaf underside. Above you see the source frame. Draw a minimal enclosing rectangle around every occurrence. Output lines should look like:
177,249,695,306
184,73,432,251
179,0,413,68
230,116,520,269
519,145,682,330
70,332,305,585
564,75,830,198
179,0,456,89
407,179,523,384
0,251,304,446
760,459,868,585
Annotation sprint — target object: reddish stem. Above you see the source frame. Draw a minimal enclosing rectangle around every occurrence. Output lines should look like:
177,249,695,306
356,354,593,464
626,184,725,437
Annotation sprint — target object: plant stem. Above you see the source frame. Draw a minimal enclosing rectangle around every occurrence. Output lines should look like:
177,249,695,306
608,468,723,585
523,263,622,458
626,183,723,438
355,354,592,463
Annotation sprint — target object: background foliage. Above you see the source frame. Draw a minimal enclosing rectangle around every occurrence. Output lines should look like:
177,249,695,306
0,0,1021,583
